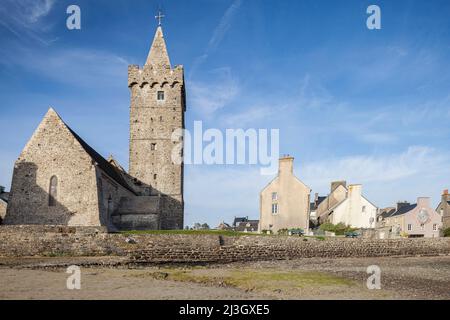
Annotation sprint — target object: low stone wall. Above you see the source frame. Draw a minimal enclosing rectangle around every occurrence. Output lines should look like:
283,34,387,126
0,226,449,263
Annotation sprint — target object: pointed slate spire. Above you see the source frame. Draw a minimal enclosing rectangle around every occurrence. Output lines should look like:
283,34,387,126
146,26,171,69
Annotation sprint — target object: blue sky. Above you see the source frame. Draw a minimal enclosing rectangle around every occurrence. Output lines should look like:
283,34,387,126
1,0,450,227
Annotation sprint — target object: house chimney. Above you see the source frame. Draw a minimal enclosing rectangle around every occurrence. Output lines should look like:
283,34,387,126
279,156,294,177
314,193,319,203
417,197,430,207
331,181,346,193
441,189,449,203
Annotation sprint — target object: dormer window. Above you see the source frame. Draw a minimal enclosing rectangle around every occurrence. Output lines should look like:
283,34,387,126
157,91,165,101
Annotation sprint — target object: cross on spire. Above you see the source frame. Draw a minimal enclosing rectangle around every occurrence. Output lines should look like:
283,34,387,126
155,10,165,26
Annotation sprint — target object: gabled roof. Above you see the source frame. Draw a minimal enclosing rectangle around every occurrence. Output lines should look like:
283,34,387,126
235,220,259,232
233,217,248,227
387,204,418,218
45,109,136,195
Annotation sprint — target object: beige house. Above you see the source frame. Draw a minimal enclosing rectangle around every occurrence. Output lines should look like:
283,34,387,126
380,197,442,238
317,181,377,229
259,156,310,233
436,189,450,230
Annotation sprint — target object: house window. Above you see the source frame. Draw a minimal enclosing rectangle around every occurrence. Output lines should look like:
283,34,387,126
272,192,278,201
153,174,157,180
433,224,437,231
407,224,412,231
48,176,58,207
272,203,278,215
157,91,165,101
151,143,157,151
421,224,425,230
362,206,366,213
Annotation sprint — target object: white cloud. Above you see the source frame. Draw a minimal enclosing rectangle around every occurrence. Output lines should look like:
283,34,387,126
0,46,130,88
301,146,450,207
302,146,445,185
0,0,56,44
221,105,276,127
189,0,242,78
189,67,239,115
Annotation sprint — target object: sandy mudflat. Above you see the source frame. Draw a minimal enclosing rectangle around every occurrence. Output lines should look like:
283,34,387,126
0,256,449,300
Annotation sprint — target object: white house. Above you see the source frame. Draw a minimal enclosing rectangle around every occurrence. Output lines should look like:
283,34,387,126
318,183,377,229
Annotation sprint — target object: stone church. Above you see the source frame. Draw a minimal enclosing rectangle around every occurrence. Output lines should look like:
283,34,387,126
3,22,185,231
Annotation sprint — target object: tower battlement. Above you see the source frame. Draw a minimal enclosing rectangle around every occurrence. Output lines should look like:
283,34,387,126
128,64,184,88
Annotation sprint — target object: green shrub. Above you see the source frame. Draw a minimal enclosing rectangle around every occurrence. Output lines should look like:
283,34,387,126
443,228,450,237
277,229,289,236
319,222,357,236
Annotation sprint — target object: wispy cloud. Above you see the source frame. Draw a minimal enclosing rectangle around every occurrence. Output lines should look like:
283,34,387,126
302,146,446,186
189,0,242,78
189,67,239,115
0,0,56,44
0,45,130,88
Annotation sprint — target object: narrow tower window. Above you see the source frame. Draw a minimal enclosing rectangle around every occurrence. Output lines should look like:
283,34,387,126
151,143,157,151
49,176,58,207
157,91,165,101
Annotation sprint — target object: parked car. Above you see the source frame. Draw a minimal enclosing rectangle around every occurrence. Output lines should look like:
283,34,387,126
345,231,360,238
288,229,305,236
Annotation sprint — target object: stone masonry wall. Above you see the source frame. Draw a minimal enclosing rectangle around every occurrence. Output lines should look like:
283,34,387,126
0,226,449,263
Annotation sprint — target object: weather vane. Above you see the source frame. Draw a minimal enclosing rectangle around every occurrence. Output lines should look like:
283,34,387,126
155,10,165,26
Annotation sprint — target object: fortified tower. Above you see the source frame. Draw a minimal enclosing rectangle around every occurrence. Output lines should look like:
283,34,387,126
128,16,185,229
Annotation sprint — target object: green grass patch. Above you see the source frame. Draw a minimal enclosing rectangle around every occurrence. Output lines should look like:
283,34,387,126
151,268,355,292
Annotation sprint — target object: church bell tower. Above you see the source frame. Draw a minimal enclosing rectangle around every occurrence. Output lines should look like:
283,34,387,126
128,12,185,229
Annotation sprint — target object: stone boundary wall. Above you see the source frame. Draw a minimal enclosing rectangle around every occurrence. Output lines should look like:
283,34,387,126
0,226,449,263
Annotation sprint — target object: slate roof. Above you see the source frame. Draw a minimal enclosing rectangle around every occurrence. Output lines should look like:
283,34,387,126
235,220,259,232
317,196,326,205
66,126,137,195
233,217,249,227
380,208,396,219
0,192,9,203
387,203,417,218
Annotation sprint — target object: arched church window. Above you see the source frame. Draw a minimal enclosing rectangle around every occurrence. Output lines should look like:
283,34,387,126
49,176,58,207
